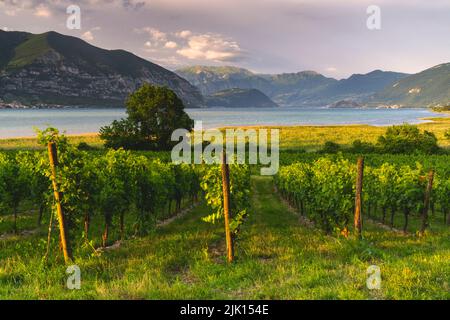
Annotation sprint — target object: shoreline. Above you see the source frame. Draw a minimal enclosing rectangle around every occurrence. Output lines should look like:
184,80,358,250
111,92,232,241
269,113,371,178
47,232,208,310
1,117,448,140
3,114,450,140
1,107,448,140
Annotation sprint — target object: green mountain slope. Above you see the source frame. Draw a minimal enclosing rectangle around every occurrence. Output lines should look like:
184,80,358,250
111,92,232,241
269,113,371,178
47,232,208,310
205,88,279,108
0,31,29,69
374,63,450,107
0,30,204,107
326,70,409,96
5,33,51,70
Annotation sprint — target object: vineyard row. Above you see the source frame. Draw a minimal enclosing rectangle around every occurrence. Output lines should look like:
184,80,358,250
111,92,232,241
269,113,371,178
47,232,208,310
275,156,450,235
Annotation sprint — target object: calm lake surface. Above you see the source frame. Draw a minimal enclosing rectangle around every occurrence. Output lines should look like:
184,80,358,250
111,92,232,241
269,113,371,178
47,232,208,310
0,107,442,138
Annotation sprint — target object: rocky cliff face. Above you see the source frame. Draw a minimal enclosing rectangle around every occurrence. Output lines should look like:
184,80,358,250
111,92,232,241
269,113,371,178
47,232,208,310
0,31,204,108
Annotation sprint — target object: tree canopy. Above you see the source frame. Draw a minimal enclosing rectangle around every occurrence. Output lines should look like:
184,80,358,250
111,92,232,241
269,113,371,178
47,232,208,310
100,84,194,150
377,124,440,154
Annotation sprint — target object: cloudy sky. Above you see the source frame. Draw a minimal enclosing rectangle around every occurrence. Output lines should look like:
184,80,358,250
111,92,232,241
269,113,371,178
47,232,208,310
1,0,449,78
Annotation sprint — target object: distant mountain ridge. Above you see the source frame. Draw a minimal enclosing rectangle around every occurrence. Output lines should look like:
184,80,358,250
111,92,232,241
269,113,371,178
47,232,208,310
206,88,279,108
323,70,409,98
176,66,273,96
373,63,450,107
0,30,204,108
176,66,410,106
258,71,338,106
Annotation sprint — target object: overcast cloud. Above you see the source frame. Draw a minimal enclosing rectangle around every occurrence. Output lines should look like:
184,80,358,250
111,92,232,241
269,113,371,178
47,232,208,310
1,0,449,78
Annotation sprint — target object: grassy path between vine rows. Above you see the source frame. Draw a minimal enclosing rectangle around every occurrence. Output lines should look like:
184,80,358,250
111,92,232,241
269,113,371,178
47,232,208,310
1,176,449,299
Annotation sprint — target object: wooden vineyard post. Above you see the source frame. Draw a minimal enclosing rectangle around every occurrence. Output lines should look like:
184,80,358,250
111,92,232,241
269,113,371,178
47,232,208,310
221,152,234,263
354,157,364,239
420,170,434,236
47,142,73,263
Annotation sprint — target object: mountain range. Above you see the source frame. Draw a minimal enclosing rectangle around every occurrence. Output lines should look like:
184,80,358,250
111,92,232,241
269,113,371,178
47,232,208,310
0,30,448,109
176,66,414,107
0,30,204,108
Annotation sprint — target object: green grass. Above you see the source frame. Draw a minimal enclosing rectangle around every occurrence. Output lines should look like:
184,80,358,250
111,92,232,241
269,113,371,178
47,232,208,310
277,117,450,150
6,33,50,70
0,134,104,151
2,118,449,151
1,176,448,299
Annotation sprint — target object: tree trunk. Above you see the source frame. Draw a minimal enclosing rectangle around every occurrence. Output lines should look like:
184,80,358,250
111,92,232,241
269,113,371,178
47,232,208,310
420,170,434,236
120,211,125,240
37,204,45,227
403,208,409,233
390,206,396,228
44,208,54,263
382,207,387,224
221,152,234,263
84,212,90,240
13,206,18,234
47,142,72,263
354,157,364,239
102,215,110,248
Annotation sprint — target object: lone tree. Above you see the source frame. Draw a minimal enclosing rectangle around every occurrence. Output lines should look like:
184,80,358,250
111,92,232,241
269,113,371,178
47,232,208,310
100,84,194,150
377,124,440,154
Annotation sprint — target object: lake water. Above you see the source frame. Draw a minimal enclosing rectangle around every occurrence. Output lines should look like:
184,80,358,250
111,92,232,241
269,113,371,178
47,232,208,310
0,107,442,138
